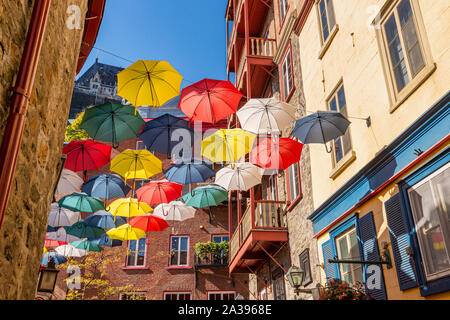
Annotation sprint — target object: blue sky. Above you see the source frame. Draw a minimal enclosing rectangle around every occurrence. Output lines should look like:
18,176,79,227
78,0,229,86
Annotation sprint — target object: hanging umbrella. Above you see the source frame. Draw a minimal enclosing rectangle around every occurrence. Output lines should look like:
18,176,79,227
251,137,303,170
80,102,145,148
47,203,81,228
178,79,243,124
110,149,162,183
55,244,88,258
81,174,131,200
215,163,263,191
291,111,351,153
181,185,228,209
41,252,67,266
44,239,68,248
43,247,48,254
83,210,127,229
47,225,59,233
201,129,256,163
64,221,105,240
136,180,183,206
106,198,152,218
107,224,147,241
70,240,104,252
129,213,169,232
58,192,104,213
46,228,82,243
236,98,297,135
55,169,84,196
62,140,112,179
138,114,193,156
153,201,196,221
117,60,183,109
164,159,215,185
90,233,123,247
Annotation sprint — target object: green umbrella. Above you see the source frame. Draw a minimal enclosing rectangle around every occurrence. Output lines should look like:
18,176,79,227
70,239,104,252
58,192,104,213
80,102,145,148
64,222,105,240
182,185,228,223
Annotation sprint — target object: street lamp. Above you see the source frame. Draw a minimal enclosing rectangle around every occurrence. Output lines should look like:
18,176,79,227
37,258,60,294
286,266,305,295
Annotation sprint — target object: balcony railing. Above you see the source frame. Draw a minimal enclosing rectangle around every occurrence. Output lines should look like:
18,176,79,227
249,38,276,57
194,253,229,268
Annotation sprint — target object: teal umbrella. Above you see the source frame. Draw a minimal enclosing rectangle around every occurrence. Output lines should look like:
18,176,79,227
70,239,104,252
182,185,227,223
80,102,145,148
64,221,105,240
58,192,104,213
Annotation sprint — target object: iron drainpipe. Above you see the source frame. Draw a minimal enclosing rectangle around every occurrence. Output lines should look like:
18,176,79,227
0,0,52,231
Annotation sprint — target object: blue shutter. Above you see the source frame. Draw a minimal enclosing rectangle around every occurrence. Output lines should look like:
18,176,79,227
322,239,336,283
358,212,387,300
384,194,418,290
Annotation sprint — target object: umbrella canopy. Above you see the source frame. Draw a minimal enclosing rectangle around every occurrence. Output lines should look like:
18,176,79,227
110,149,162,182
291,111,351,149
80,102,145,147
64,221,105,240
178,79,243,124
70,240,104,252
164,159,215,185
62,140,112,174
136,180,183,206
251,137,303,170
107,224,147,241
138,114,193,156
117,60,183,108
58,192,104,213
236,98,297,135
55,169,84,196
107,198,153,218
83,210,127,229
41,252,67,266
90,233,123,247
47,203,81,228
47,225,59,233
129,213,170,232
215,163,263,191
201,129,256,163
46,228,82,243
153,201,196,221
44,239,68,248
181,185,228,208
81,174,131,200
55,244,88,258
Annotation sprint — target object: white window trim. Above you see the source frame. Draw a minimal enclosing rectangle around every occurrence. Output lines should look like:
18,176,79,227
335,227,363,285
164,292,192,300
126,238,147,267
208,291,236,300
281,47,294,101
170,235,189,266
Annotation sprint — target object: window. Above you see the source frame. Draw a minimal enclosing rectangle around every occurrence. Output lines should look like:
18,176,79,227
170,236,189,266
208,291,236,300
212,235,229,243
318,0,336,42
272,268,286,300
328,84,352,165
279,0,289,25
164,292,191,300
299,248,313,286
286,162,301,204
120,292,146,300
335,227,364,285
407,163,450,281
281,46,294,101
126,238,146,267
268,174,278,201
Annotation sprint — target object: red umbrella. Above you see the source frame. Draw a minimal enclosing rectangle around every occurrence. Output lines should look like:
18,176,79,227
136,180,183,206
63,140,112,179
178,79,243,124
251,137,303,170
129,213,169,232
44,239,68,248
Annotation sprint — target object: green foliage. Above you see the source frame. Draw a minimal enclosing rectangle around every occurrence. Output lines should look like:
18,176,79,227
194,241,229,259
319,278,370,300
65,111,90,143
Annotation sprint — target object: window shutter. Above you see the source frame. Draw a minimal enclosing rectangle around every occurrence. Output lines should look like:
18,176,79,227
384,194,418,290
358,212,388,300
322,239,336,282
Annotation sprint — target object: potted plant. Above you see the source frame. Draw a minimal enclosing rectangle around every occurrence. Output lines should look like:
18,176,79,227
194,241,229,263
319,278,371,300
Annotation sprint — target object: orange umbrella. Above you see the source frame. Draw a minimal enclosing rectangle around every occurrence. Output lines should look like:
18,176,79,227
129,213,169,232
136,180,183,206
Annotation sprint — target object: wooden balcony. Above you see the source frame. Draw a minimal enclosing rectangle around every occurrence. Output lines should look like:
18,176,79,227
229,200,288,274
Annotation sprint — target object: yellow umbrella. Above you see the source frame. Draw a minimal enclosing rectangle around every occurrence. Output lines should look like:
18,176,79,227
110,149,162,182
201,129,256,163
43,247,48,254
107,224,146,241
107,197,153,218
117,60,183,109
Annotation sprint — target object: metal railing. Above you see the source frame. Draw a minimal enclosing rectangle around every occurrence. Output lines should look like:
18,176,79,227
194,253,229,267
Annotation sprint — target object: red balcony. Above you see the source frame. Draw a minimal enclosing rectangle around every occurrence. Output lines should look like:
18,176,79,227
228,199,288,274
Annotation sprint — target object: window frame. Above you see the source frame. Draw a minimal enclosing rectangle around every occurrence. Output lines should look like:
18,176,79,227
285,160,302,212
207,290,236,300
334,226,364,285
278,0,290,30
169,235,190,267
279,41,295,102
119,292,147,300
163,291,192,300
375,0,436,112
316,0,337,43
125,237,148,268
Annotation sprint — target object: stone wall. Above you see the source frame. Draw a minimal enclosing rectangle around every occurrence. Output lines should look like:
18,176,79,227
0,0,89,299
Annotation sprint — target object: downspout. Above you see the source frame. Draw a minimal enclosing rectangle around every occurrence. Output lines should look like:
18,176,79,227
0,0,52,231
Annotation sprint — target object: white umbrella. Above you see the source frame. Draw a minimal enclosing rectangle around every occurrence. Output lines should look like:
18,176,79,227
47,203,81,227
56,169,84,196
46,228,82,243
236,98,297,135
153,201,196,221
215,163,263,191
55,244,88,258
